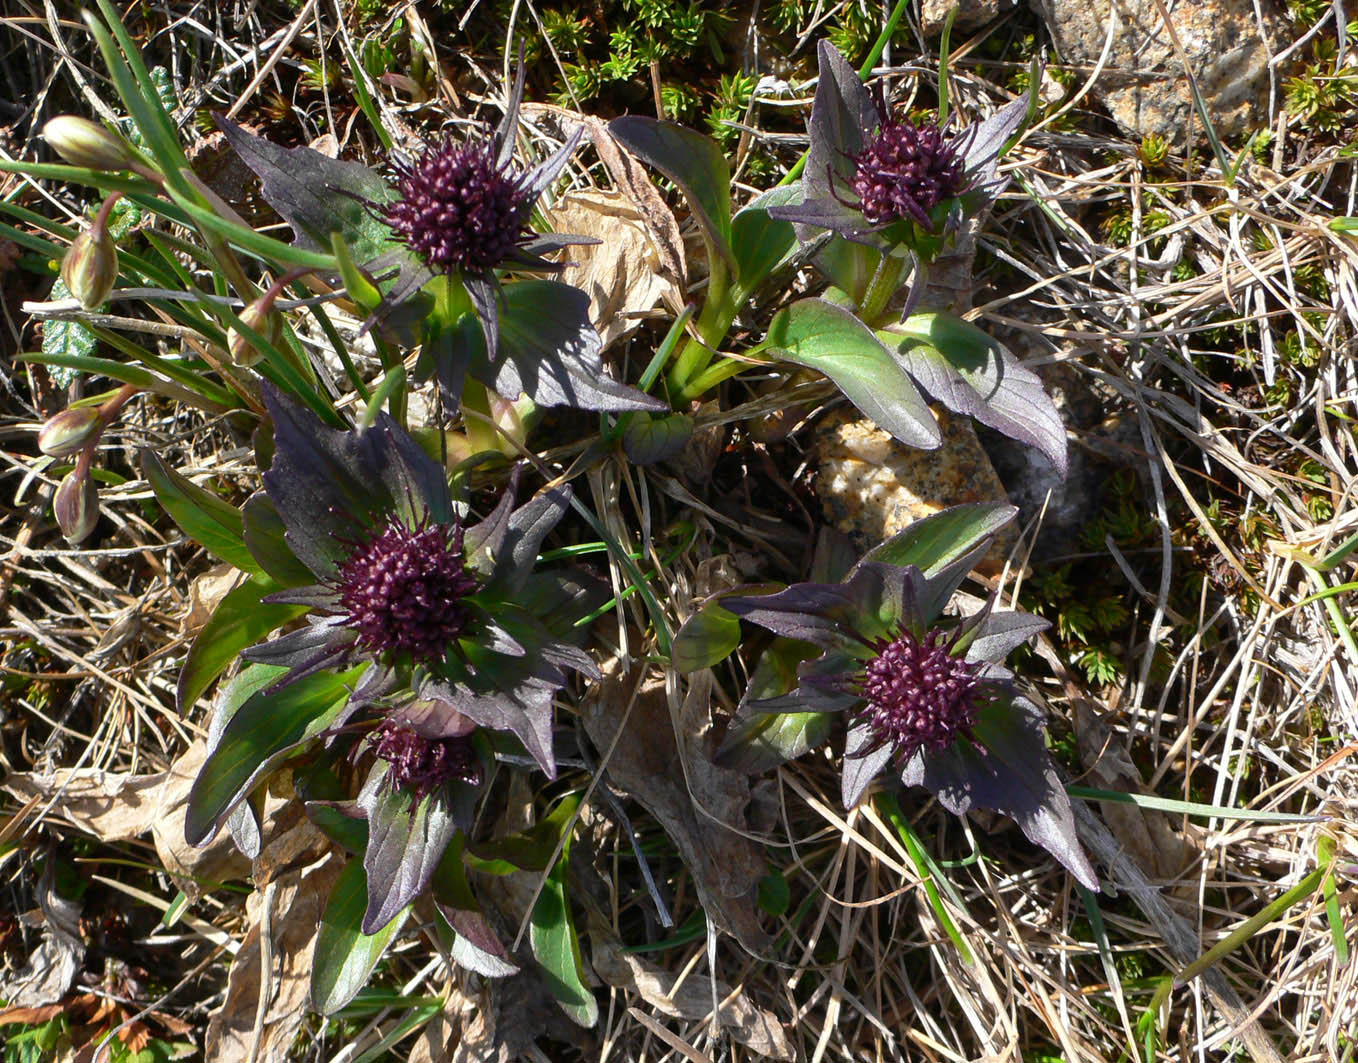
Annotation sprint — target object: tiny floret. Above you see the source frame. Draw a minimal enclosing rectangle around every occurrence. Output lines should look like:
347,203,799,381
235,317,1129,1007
382,139,532,273
336,516,479,665
371,718,481,801
854,627,981,763
851,120,966,228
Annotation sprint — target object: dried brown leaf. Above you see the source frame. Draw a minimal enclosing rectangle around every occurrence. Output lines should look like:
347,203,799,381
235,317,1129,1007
590,925,792,1059
0,862,84,1007
581,663,769,950
546,190,681,350
204,850,342,1063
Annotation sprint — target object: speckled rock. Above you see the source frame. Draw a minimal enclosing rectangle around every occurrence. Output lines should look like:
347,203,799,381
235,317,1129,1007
921,0,1016,35
813,406,1017,567
1029,0,1286,144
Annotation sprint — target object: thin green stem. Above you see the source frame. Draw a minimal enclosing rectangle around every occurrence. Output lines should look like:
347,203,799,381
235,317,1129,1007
858,253,906,322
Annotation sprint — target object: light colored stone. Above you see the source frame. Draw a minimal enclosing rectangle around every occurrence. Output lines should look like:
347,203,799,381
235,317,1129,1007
813,406,1017,568
1029,0,1287,144
921,0,1016,35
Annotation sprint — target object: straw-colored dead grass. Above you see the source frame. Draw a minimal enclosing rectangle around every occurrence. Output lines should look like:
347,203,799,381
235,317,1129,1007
1,1,1355,1060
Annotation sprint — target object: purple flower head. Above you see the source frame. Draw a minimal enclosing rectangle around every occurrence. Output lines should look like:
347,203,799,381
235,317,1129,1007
853,626,982,764
370,717,482,801
336,514,479,666
697,505,1098,890
850,119,967,228
229,384,603,781
382,137,534,275
769,41,1031,257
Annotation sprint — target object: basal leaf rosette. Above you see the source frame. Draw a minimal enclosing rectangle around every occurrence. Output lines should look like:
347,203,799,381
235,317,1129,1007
679,505,1097,889
185,386,603,918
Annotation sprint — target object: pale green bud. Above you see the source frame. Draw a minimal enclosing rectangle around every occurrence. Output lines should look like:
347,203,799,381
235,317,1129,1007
226,299,283,367
54,469,99,543
61,228,118,310
38,407,102,458
42,116,137,172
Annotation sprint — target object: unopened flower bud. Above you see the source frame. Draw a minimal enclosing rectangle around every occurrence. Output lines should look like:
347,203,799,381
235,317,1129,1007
61,228,118,310
226,299,283,367
54,469,99,543
42,116,136,172
38,407,102,458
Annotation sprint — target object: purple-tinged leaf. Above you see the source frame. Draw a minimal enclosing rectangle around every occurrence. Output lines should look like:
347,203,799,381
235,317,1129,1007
764,298,941,450
522,124,585,204
901,696,1098,889
481,281,664,412
912,538,995,623
494,58,526,167
608,116,733,268
358,764,462,933
486,483,572,597
463,471,518,578
959,94,1030,192
261,385,453,576
422,653,560,778
964,610,1049,664
449,921,519,977
861,502,1016,575
240,617,356,689
312,858,411,1015
805,40,875,198
430,834,520,976
884,313,1067,475
766,195,879,246
463,270,500,363
723,582,862,647
842,722,894,807
217,116,402,264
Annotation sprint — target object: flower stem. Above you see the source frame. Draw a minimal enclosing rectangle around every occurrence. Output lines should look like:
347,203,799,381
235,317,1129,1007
460,378,501,456
858,253,907,323
666,258,733,399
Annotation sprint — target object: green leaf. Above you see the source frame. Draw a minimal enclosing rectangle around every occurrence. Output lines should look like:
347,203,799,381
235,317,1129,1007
529,833,598,1027
141,449,261,575
40,277,97,387
718,710,833,774
621,412,694,465
466,793,580,874
862,502,1017,574
241,492,316,587
731,185,800,298
608,116,733,268
186,665,365,845
177,574,308,713
312,859,410,1015
765,297,940,449
671,601,742,673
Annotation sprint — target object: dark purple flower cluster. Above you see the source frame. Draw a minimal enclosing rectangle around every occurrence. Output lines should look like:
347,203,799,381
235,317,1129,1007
371,718,481,801
851,120,966,228
382,138,533,273
335,516,479,665
854,627,981,763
